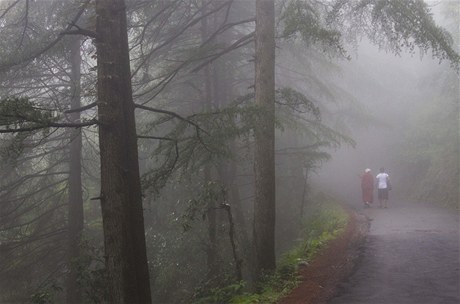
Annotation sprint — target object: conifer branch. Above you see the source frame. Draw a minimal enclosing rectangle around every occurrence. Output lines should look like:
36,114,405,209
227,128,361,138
134,104,209,135
0,120,98,133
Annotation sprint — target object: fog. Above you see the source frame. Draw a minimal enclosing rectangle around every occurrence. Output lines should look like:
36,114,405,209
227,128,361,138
311,2,458,206
0,0,458,302
312,39,450,204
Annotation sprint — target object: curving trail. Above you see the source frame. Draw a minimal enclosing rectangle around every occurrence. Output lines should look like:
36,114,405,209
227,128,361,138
329,200,460,304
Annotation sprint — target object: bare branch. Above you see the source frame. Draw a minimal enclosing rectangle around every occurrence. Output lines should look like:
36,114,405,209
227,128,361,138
138,135,175,141
131,0,180,48
191,31,255,73
18,0,29,49
0,0,21,19
64,101,97,114
0,0,92,72
135,103,208,135
138,135,180,184
60,23,98,39
201,18,255,49
131,0,234,78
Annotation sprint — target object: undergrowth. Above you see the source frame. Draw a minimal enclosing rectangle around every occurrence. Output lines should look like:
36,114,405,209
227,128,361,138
193,193,348,304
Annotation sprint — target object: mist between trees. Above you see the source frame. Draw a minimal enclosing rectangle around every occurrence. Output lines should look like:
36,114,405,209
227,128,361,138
0,0,458,303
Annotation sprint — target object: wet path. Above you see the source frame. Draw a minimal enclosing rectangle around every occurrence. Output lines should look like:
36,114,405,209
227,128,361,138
329,200,460,304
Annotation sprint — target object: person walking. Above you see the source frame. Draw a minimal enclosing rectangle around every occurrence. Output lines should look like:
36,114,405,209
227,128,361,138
375,167,391,208
361,168,374,208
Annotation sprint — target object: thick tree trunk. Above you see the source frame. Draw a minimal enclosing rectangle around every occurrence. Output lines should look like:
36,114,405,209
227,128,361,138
66,36,84,304
95,0,151,302
253,0,276,278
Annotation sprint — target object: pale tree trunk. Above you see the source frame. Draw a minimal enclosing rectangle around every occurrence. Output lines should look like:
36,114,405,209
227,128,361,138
253,0,276,278
95,0,151,302
66,36,83,304
210,7,253,280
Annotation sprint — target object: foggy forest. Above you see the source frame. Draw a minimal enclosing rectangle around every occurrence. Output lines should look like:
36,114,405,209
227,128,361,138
0,0,458,303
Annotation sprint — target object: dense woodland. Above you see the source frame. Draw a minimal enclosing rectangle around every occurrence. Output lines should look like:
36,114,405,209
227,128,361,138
0,0,458,303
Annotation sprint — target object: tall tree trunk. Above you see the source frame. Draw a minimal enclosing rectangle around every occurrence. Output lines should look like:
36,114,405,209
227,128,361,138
253,0,276,278
95,0,151,302
201,4,218,280
300,167,309,220
66,36,84,304
210,7,254,280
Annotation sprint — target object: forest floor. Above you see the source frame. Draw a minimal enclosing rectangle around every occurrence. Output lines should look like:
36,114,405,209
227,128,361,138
279,199,460,304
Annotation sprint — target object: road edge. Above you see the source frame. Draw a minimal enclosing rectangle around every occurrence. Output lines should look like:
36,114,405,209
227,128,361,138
279,207,370,304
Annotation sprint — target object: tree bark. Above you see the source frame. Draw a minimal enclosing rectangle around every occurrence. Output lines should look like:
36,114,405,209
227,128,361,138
201,1,219,280
66,35,84,304
95,0,151,302
253,0,276,278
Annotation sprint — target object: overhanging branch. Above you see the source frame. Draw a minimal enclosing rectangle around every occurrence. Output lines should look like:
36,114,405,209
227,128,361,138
0,119,98,133
64,102,97,114
60,23,98,39
134,104,209,135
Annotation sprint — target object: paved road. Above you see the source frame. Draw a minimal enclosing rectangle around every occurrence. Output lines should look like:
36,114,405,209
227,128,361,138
328,200,460,304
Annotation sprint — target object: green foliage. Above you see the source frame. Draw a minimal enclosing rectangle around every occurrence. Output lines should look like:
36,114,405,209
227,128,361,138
0,144,68,303
75,240,107,304
31,284,62,304
145,181,238,303
193,270,298,304
394,2,459,208
148,228,208,303
181,181,227,231
0,96,55,131
329,0,460,69
193,281,246,304
275,87,356,152
277,195,348,274
397,92,459,208
141,88,354,194
0,131,29,161
370,0,458,66
276,87,320,119
140,95,258,194
280,0,348,58
193,195,349,304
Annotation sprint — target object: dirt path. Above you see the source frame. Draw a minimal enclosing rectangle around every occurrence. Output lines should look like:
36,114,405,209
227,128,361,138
279,206,369,304
329,200,460,304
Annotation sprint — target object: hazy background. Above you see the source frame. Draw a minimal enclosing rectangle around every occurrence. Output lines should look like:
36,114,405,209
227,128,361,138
312,37,454,205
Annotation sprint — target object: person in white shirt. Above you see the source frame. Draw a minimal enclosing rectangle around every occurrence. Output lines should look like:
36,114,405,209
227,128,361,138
375,167,391,208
